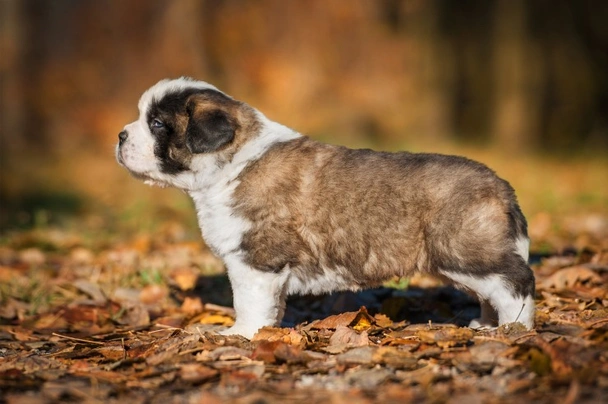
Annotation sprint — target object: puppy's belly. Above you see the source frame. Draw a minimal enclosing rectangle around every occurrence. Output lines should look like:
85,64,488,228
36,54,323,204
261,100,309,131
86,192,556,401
284,253,414,296
285,267,381,295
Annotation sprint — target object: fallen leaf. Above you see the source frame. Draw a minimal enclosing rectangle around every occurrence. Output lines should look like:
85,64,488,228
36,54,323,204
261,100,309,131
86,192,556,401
179,363,219,383
251,327,305,346
541,266,602,290
73,280,106,304
528,336,574,378
198,313,234,327
349,308,374,331
32,313,69,330
95,344,126,361
171,268,199,291
526,347,552,376
373,313,394,328
345,367,393,389
309,311,359,330
155,314,185,328
251,340,284,363
118,304,150,327
139,284,168,304
181,296,204,315
335,346,376,365
0,297,29,320
309,307,375,331
273,343,305,364
328,325,369,348
416,325,474,348
372,346,418,369
210,346,252,361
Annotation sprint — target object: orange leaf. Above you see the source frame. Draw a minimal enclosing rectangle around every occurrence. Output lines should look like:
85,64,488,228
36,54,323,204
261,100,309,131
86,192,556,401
198,313,234,326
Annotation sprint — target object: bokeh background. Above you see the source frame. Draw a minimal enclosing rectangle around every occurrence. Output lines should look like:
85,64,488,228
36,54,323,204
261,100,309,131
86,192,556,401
2,0,608,250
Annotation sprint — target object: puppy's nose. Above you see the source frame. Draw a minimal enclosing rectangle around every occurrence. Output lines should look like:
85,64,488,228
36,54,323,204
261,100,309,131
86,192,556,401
118,130,128,145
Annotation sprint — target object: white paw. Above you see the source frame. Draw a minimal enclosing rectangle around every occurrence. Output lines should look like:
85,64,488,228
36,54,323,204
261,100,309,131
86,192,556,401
218,325,259,340
469,318,495,330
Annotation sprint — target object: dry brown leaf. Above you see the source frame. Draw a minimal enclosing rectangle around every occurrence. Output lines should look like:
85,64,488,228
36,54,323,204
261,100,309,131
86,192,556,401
273,342,305,364
0,297,29,320
373,313,394,328
335,346,376,365
531,336,573,378
251,340,318,365
119,304,150,327
251,340,284,363
309,307,375,331
181,296,204,315
417,325,474,348
328,325,370,348
32,312,69,330
171,268,199,291
73,280,106,303
309,311,359,330
155,314,185,328
95,344,126,361
179,363,218,383
251,327,305,346
541,266,602,290
139,284,169,304
76,370,127,384
372,346,418,369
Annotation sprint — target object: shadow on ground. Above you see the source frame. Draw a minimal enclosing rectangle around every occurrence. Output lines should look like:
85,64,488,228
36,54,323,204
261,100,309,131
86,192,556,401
190,273,480,328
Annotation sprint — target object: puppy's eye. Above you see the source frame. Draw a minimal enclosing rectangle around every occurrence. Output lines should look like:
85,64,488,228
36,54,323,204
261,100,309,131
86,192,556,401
151,119,164,129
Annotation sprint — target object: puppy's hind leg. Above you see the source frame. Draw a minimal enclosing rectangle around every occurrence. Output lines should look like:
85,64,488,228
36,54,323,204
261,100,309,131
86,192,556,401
440,257,535,330
219,256,289,339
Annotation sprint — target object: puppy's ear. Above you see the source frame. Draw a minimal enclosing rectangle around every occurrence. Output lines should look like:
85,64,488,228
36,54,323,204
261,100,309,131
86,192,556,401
185,101,236,153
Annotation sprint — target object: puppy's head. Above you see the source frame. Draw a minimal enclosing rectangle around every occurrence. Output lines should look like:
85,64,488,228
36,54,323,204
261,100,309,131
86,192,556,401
116,77,257,187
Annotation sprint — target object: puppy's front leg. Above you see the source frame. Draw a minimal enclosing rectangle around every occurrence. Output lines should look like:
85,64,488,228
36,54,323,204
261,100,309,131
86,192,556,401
219,256,289,339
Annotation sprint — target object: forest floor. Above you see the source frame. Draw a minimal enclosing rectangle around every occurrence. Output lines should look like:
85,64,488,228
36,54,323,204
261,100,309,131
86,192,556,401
0,215,607,404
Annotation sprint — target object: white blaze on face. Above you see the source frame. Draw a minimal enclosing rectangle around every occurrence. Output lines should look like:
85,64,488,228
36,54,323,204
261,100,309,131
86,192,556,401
116,119,158,176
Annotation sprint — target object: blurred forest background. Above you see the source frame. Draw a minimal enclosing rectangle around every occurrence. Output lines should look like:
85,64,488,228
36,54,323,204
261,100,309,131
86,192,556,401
1,0,607,249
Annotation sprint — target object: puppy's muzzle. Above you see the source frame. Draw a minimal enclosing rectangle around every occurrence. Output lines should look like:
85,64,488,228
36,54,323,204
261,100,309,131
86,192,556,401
118,130,128,146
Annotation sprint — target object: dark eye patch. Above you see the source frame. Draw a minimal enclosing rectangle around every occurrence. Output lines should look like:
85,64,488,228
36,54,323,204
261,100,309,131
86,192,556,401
147,88,236,174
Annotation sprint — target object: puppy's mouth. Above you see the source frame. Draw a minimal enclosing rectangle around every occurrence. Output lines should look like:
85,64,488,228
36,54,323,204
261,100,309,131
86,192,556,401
115,146,169,188
115,148,126,167
115,144,129,167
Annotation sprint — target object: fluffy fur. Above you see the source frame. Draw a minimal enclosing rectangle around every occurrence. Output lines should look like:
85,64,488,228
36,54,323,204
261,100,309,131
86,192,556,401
116,77,536,338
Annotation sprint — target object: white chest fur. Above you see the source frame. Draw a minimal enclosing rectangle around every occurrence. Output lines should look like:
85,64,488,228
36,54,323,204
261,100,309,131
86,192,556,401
188,117,301,258
189,175,249,257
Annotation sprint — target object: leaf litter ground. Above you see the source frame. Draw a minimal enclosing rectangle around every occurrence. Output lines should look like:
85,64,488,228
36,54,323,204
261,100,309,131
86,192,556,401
0,226,607,403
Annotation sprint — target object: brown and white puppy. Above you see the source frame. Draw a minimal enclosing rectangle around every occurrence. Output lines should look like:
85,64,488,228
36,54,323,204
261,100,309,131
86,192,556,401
116,77,535,339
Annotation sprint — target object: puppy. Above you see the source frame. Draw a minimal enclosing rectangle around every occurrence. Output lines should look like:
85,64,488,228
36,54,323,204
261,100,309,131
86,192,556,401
116,77,535,339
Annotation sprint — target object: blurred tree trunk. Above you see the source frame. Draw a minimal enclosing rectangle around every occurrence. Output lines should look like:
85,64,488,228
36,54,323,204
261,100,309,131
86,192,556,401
154,0,207,78
417,0,454,142
491,0,542,152
1,0,25,153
